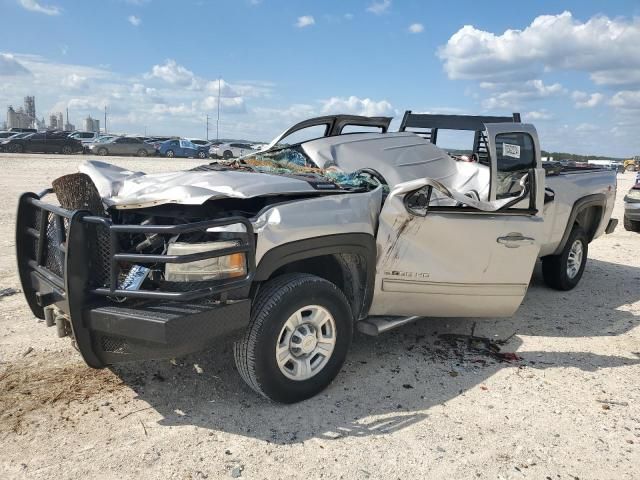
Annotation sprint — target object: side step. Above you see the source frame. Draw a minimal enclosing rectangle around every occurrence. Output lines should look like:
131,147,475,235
356,316,421,336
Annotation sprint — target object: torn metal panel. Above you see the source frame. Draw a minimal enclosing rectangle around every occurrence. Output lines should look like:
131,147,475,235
79,160,319,209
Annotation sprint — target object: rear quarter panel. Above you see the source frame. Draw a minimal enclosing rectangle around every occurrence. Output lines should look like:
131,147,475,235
541,170,617,256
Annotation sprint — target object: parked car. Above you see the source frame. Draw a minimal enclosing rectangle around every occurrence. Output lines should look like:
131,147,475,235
0,131,17,140
87,136,157,157
0,132,33,152
8,127,37,133
16,111,619,403
158,138,209,158
188,138,211,147
209,142,256,159
2,131,82,154
623,180,640,232
69,131,99,146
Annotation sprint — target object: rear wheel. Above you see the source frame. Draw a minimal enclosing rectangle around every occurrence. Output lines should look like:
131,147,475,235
61,145,73,155
542,226,588,290
234,274,353,403
623,215,640,232
137,149,148,157
11,144,23,153
223,150,233,159
166,149,175,158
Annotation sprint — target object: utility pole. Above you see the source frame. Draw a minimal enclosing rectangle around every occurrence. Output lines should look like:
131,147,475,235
206,114,209,141
104,105,107,133
216,77,221,142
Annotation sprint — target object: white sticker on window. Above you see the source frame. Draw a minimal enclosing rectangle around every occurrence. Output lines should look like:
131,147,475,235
503,143,521,159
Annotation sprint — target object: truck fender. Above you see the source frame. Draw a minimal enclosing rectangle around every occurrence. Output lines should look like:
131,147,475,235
553,193,606,255
254,233,376,320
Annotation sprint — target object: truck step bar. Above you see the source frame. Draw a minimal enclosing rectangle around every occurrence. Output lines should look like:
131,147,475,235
356,316,421,336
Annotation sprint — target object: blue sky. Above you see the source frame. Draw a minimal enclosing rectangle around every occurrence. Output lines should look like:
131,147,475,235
1,0,640,156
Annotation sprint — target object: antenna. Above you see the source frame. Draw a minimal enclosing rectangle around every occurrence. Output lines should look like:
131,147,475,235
216,77,221,142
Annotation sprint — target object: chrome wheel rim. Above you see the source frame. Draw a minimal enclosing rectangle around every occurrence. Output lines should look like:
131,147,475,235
275,305,336,381
567,239,584,279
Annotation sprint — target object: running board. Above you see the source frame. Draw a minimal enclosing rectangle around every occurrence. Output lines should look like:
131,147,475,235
356,316,421,336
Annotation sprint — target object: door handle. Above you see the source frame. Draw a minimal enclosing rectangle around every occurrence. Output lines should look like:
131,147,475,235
497,233,535,248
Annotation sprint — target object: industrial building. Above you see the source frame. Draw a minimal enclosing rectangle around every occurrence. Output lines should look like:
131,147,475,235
84,115,100,133
6,96,39,130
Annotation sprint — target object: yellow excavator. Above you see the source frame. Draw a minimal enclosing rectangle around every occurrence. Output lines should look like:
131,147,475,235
624,156,640,172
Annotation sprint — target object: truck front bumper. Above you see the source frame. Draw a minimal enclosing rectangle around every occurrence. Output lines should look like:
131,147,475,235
16,191,255,368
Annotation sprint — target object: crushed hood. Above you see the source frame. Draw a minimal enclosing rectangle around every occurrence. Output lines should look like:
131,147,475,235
79,160,320,209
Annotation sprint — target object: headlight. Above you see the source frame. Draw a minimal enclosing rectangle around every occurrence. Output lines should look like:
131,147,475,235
626,188,640,201
164,241,246,282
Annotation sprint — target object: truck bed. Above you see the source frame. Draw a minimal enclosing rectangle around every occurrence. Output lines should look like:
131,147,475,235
539,168,617,256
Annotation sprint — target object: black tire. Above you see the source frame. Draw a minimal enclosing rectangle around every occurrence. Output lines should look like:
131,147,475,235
542,226,588,291
61,145,73,155
198,150,207,159
223,150,233,159
137,149,148,157
166,149,175,158
11,144,23,153
97,148,108,156
234,273,353,403
623,215,640,232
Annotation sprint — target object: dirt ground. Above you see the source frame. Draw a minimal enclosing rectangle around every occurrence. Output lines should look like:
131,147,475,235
0,153,638,480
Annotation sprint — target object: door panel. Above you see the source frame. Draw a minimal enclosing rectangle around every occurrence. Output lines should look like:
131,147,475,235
370,187,542,318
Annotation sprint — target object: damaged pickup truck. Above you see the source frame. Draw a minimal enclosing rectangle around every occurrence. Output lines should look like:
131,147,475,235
16,112,618,403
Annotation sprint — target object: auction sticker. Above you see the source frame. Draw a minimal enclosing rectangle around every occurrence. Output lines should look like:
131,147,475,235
503,143,521,158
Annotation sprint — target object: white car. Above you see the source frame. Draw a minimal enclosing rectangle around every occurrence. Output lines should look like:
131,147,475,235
209,142,256,159
69,131,99,146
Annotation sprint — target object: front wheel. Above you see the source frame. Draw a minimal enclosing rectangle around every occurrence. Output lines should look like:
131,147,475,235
137,149,148,157
542,226,588,290
97,148,108,156
624,215,640,232
223,150,233,159
234,274,353,403
11,144,24,153
197,150,207,159
61,145,73,155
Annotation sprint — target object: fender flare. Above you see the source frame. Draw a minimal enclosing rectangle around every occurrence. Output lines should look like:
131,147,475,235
553,193,606,255
255,233,376,319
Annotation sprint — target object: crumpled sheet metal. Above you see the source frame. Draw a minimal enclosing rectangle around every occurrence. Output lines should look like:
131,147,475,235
79,160,318,209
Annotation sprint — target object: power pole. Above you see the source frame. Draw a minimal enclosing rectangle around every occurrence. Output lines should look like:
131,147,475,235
206,114,209,141
216,77,221,142
104,105,107,133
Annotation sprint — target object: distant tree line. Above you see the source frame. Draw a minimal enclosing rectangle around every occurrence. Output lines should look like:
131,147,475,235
541,150,625,161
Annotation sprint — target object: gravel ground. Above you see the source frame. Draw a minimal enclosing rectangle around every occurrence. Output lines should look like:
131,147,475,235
0,153,638,480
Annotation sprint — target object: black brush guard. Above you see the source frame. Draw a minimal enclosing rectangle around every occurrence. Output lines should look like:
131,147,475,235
16,190,255,367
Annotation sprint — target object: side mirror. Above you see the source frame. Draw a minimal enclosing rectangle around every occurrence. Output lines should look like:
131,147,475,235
404,186,433,217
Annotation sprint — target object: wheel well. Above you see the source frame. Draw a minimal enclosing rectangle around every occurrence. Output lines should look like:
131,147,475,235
574,205,603,242
266,253,369,321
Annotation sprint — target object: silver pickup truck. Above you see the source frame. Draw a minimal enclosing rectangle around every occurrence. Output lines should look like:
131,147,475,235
16,111,617,403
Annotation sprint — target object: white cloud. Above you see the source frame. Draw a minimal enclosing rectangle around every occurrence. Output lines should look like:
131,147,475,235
571,91,604,109
127,15,141,26
610,90,640,110
18,0,60,15
482,79,565,109
438,12,640,88
366,0,391,15
408,23,424,34
146,59,197,87
295,15,315,28
525,110,553,120
61,73,88,90
321,96,395,117
0,53,32,76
